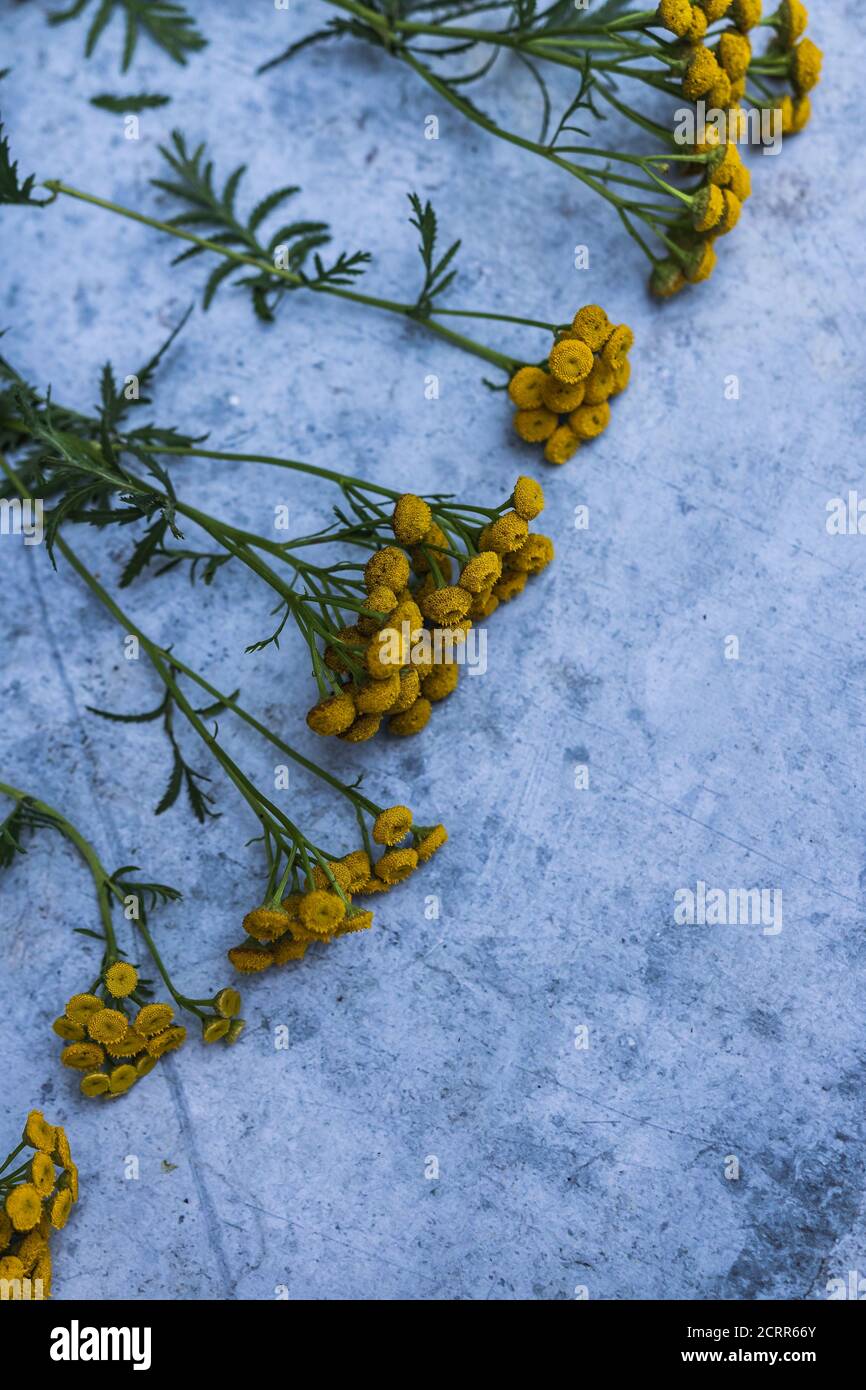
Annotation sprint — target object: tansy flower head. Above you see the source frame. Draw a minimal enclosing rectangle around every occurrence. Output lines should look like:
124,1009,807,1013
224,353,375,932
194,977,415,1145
685,5,708,39
387,697,432,736
341,714,384,744
707,71,732,108
0,1255,25,1280
355,672,401,714
52,1128,72,1169
494,570,528,602
134,1002,174,1036
507,534,555,575
364,546,410,593
49,1188,73,1230
791,36,822,94
61,1162,79,1203
60,1042,105,1071
358,585,398,633
601,325,634,371
730,0,761,30
684,238,718,283
31,1151,56,1198
299,890,347,936
415,824,448,861
656,0,694,37
243,904,294,942
729,161,752,200
692,183,724,232
6,1184,43,1232
65,993,102,1025
340,849,372,889
541,375,585,413
307,690,356,736
790,94,812,132
203,1018,231,1043
391,667,421,711
717,29,751,80
458,551,501,594
708,141,742,187
544,426,580,466
105,962,138,998
228,943,274,973
135,1055,157,1077
569,401,611,441
23,1110,57,1154
215,987,242,1019
105,1032,146,1060
512,476,545,521
392,494,433,546
683,46,722,99
271,936,308,965
336,909,374,936
52,1017,85,1042
80,1073,110,1097
611,359,631,396
582,360,616,406
482,511,529,554
421,585,472,625
715,187,742,234
697,0,732,19
422,663,459,701
108,1064,138,1095
571,304,613,351
86,1008,128,1045
775,0,808,47
373,805,413,845
147,1025,187,1059
374,847,419,884
650,260,687,298
507,365,548,409
513,407,557,443
16,1230,46,1272
312,861,354,893
548,336,594,384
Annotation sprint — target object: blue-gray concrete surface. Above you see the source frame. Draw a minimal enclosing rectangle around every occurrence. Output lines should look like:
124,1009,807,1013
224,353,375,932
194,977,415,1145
1,0,865,1300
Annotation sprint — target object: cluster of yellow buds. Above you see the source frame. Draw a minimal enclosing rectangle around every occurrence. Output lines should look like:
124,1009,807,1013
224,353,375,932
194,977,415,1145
0,1111,77,1299
305,477,553,740
227,809,448,974
651,130,752,296
507,306,633,464
53,963,243,1098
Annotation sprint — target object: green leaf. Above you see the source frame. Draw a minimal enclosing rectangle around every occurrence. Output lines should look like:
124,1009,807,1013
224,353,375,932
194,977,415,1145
155,746,184,815
90,92,171,112
0,121,47,206
48,0,207,71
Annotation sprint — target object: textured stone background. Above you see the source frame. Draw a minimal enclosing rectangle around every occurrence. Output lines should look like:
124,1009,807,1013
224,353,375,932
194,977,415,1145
1,1,864,1300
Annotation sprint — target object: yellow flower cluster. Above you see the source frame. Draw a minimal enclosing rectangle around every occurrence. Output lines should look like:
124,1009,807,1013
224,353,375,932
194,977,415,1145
0,1112,77,1299
774,3,821,135
508,305,633,465
227,811,448,973
651,130,752,296
306,478,553,739
54,980,188,1097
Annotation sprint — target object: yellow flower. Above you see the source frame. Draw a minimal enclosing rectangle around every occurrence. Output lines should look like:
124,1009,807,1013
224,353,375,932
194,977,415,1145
422,663,459,702
0,1255,25,1280
540,375,585,413
30,1152,56,1198
353,876,391,895
730,0,761,30
709,142,742,187
571,304,613,351
203,1018,231,1043
391,668,421,712
728,161,752,200
415,824,448,861
215,987,242,1019
299,890,347,936
507,365,548,409
685,5,708,40
6,1184,43,1232
136,1055,158,1077
49,1188,73,1230
548,336,594,384
601,325,634,371
60,1042,105,1071
52,1128,72,1170
104,962,139,998
373,805,413,846
339,713,383,744
52,1016,85,1042
387,697,432,736
306,690,356,736
582,360,616,405
421,585,472,625
544,426,580,466
692,183,724,232
227,943,273,974
611,359,632,396
697,0,732,19
336,909,375,936
271,937,309,965
15,1230,46,1273
364,546,410,593
775,0,808,47
707,71,732,108
649,260,687,298
392,494,433,545
507,534,555,575
714,187,742,234
61,1161,79,1203
568,402,611,440
108,1064,138,1095
86,1008,129,1045
374,847,419,884
23,1110,57,1154
340,849,372,889
493,570,528,601
366,627,408,679
65,993,103,1025
358,585,398,633
790,94,812,131
791,36,821,94
481,511,529,554
146,1026,187,1059
511,476,545,521
684,239,718,283
243,904,294,942
81,1072,111,1097
458,551,501,593
513,407,558,443
717,29,751,80
656,0,694,38
134,1002,174,1037
683,46,722,99
312,861,355,894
